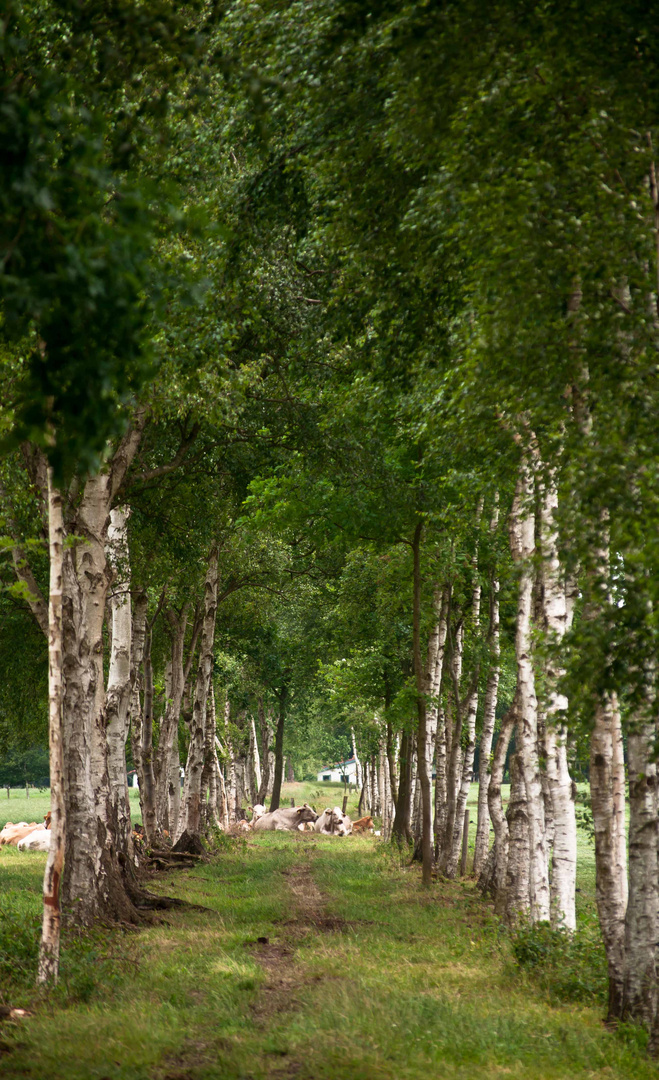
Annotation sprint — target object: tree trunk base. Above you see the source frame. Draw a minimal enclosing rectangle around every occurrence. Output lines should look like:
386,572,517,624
172,830,205,856
477,847,496,897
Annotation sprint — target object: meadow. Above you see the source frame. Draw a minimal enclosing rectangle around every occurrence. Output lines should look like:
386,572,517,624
0,782,629,1080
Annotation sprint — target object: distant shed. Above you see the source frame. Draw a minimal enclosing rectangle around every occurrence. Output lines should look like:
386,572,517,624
316,757,358,784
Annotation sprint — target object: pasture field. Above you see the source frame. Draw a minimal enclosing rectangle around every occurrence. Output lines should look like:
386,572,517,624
0,783,647,1080
0,781,359,833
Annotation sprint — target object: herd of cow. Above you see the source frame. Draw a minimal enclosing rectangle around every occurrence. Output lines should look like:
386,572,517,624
0,813,52,851
0,805,375,852
248,803,374,835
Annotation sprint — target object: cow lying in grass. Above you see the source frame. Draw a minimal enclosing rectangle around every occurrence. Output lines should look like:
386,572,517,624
0,822,40,846
253,804,317,831
313,807,352,836
351,815,374,833
17,828,51,851
0,812,51,847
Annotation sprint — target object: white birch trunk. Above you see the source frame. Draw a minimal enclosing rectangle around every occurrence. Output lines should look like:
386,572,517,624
485,704,516,916
224,698,238,822
250,714,262,796
377,740,386,830
256,698,271,804
539,474,577,930
267,749,275,799
129,593,148,808
202,687,220,829
447,556,483,877
474,501,501,877
591,692,628,1021
38,471,65,983
351,728,363,791
420,588,448,853
509,459,550,923
505,752,531,924
434,705,448,857
156,605,188,837
105,508,134,861
62,468,139,923
177,547,219,844
440,622,463,870
623,720,659,1026
139,626,159,845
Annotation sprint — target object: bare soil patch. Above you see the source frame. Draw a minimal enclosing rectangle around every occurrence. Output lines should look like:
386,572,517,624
248,852,335,1031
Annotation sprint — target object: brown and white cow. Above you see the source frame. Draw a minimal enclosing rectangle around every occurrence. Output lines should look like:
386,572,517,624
351,815,374,833
0,822,41,846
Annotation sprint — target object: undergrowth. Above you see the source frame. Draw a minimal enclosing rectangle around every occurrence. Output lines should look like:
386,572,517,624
509,913,608,1004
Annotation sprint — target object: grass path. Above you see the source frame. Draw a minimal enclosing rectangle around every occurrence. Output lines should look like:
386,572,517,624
0,834,652,1080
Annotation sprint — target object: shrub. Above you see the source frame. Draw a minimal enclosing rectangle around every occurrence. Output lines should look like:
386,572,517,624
509,915,607,1004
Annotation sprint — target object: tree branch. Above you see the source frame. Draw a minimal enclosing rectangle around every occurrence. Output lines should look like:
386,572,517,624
128,422,201,487
0,478,48,637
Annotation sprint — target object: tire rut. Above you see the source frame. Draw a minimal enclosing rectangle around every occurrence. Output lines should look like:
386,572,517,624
247,845,350,1079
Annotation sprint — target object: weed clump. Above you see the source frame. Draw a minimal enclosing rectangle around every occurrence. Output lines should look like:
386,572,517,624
509,915,607,1004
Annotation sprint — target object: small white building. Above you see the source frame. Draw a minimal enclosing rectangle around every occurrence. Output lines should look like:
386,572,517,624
317,757,359,784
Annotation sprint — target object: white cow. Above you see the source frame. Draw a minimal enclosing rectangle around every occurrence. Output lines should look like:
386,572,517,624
253,805,317,832
313,807,352,836
17,828,51,852
249,804,267,823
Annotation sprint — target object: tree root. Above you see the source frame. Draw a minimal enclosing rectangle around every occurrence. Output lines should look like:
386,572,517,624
125,883,212,913
148,849,201,861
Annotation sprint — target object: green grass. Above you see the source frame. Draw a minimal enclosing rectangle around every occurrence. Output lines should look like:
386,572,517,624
0,787,145,830
0,798,650,1080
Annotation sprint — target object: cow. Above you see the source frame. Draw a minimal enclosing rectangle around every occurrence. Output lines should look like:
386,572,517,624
313,807,352,836
332,806,353,835
17,828,51,852
253,804,317,832
351,815,374,833
249,804,267,823
0,822,41,846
